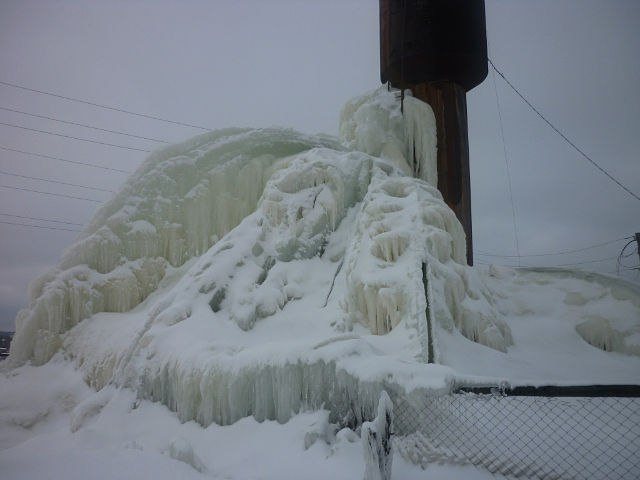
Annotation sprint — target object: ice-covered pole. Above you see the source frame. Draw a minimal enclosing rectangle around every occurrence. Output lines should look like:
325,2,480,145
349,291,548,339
379,0,489,266
362,391,394,480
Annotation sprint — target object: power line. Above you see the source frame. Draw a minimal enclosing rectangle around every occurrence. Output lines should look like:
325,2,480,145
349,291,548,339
0,106,170,144
477,236,630,258
488,59,640,202
0,219,80,233
0,145,131,174
0,79,211,131
490,55,521,266
0,212,84,227
0,169,114,193
477,256,618,268
0,120,151,153
552,256,618,267
0,184,103,203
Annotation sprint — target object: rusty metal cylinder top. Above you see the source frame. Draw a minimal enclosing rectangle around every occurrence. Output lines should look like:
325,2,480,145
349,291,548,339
380,0,488,91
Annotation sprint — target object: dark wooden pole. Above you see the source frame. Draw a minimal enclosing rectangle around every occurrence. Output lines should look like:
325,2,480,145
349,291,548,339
379,0,487,267
411,82,473,266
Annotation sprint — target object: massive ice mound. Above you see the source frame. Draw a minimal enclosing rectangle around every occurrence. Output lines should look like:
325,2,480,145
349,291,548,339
12,87,498,371
7,86,640,432
27,86,640,430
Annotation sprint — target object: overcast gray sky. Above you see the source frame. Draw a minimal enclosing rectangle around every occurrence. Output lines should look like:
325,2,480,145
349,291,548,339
0,0,638,331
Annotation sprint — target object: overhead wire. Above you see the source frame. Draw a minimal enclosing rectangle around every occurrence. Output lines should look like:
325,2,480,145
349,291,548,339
0,73,634,262
0,169,114,193
477,236,631,258
482,57,636,270
0,145,131,173
488,58,640,202
478,256,619,269
551,256,619,267
489,51,521,266
0,212,85,227
0,79,211,131
0,219,81,233
0,120,152,153
0,106,171,144
0,184,103,203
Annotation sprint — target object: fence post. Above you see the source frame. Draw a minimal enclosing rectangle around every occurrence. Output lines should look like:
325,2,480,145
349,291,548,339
421,263,435,363
362,391,394,480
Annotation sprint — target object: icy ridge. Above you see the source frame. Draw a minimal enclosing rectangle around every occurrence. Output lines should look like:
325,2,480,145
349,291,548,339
10,128,341,365
110,147,374,336
342,162,512,353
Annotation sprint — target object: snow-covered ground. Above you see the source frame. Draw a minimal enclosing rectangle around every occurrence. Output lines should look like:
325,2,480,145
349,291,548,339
0,360,504,480
1,88,638,479
440,266,640,384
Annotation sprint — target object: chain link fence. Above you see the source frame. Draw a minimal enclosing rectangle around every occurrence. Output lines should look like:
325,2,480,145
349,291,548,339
392,384,640,480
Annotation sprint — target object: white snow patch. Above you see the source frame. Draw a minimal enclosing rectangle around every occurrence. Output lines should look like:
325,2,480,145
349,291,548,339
0,362,499,480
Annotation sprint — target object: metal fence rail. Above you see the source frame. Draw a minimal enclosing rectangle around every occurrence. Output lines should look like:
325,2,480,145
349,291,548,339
393,385,640,480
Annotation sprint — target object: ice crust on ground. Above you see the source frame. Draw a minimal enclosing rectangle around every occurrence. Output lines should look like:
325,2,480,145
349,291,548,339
5,86,640,445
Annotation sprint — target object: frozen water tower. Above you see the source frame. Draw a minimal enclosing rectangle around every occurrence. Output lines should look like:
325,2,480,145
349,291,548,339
380,0,488,265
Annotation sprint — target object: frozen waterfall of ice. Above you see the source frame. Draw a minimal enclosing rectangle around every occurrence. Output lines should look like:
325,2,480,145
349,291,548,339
340,89,511,353
10,128,341,365
6,87,640,434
